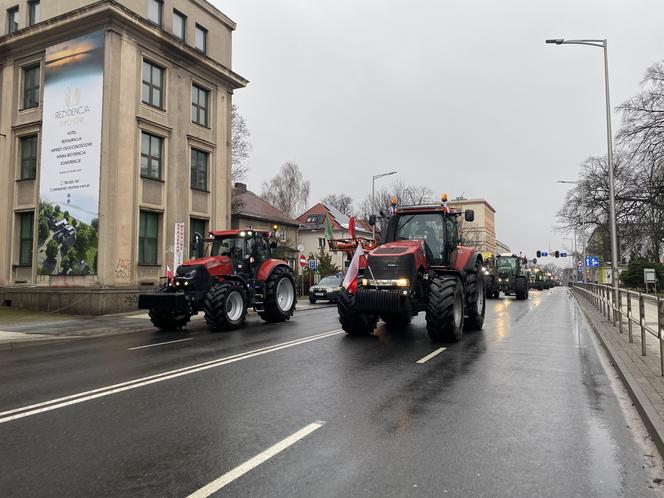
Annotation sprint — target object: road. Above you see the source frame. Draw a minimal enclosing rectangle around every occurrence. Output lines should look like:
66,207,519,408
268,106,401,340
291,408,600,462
1,288,662,497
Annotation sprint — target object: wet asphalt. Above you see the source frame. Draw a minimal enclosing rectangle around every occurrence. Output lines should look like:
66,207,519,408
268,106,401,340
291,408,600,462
0,288,662,497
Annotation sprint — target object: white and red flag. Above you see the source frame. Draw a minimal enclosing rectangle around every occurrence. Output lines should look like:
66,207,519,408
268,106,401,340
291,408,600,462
342,244,365,293
167,265,175,285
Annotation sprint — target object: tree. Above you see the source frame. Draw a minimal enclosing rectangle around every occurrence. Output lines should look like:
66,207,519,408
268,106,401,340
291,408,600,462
38,219,49,242
322,194,352,216
261,162,311,217
357,181,434,219
312,246,339,277
46,239,58,260
231,104,251,184
619,258,664,289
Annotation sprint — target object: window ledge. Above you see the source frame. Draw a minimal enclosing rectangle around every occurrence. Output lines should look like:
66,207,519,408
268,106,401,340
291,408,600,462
141,175,165,183
16,177,36,182
191,187,209,193
137,263,161,267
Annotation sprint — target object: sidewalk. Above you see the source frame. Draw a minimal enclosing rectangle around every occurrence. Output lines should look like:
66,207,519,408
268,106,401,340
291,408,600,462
0,298,334,350
573,291,664,456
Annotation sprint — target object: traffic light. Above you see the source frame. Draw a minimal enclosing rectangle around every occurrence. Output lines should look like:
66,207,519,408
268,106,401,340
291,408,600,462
536,250,541,258
554,251,560,258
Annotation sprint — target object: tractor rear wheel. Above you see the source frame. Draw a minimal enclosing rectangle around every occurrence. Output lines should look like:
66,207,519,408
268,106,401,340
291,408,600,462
464,262,485,331
515,277,528,300
148,310,190,332
380,312,412,329
260,267,296,323
485,276,496,299
338,289,377,336
426,276,464,342
204,281,247,331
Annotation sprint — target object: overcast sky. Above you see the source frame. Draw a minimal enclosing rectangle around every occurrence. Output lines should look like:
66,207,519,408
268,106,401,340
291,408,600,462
217,0,662,261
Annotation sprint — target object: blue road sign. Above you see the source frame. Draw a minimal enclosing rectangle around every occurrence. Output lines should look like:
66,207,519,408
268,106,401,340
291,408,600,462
542,251,548,257
560,252,568,258
309,259,318,270
585,256,600,268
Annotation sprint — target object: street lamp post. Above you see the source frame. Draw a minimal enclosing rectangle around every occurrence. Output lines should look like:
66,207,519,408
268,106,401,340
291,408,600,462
371,171,397,240
546,38,619,309
557,180,587,283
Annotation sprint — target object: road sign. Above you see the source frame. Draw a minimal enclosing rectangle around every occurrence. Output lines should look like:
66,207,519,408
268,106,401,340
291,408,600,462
560,252,568,258
299,254,307,268
309,259,318,270
542,251,548,257
585,256,600,268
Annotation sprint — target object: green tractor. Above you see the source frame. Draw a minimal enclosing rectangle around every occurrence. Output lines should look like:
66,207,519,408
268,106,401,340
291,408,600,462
485,254,529,300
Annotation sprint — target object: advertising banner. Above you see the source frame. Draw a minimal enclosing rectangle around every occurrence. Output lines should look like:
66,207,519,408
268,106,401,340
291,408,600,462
174,222,185,268
37,31,104,275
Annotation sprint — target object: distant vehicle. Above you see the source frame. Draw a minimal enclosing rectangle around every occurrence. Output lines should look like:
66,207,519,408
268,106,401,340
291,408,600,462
309,276,343,303
485,254,529,300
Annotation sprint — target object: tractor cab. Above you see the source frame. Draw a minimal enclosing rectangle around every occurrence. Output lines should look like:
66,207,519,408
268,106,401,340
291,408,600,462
208,230,274,278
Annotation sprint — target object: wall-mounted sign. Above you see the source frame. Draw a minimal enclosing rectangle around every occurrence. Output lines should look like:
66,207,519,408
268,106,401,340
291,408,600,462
174,222,185,268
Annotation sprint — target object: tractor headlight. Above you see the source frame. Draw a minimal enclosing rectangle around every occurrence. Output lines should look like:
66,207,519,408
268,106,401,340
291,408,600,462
362,278,369,286
396,278,409,287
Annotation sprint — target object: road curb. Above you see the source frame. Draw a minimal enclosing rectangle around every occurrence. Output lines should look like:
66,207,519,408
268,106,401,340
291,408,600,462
0,336,81,352
571,290,664,457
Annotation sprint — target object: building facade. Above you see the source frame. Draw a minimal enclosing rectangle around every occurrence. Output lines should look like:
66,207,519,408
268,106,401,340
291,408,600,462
449,198,497,256
0,0,246,313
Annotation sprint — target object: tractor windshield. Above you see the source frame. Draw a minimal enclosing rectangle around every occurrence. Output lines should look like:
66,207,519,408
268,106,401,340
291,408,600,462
394,213,445,264
211,235,269,266
496,256,518,271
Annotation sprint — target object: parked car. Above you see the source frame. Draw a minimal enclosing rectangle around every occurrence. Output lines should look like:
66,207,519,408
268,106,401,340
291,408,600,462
309,276,344,304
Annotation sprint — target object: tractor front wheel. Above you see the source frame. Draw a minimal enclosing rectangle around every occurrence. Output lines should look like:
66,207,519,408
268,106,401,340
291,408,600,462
426,276,464,342
260,267,296,323
464,262,486,331
338,289,377,336
204,281,247,331
515,277,528,300
148,310,190,332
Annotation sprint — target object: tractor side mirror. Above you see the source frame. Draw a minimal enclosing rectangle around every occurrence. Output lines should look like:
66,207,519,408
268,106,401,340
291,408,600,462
464,209,475,222
368,215,377,226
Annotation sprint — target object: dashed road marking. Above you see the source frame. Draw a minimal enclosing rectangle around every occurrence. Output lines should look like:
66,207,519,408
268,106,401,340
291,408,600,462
416,347,447,364
186,421,325,498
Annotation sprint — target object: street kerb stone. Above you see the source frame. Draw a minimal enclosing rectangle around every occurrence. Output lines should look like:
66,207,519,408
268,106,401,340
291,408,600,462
572,290,664,457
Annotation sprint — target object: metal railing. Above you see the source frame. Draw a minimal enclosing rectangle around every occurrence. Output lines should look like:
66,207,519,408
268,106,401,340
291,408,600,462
572,283,664,376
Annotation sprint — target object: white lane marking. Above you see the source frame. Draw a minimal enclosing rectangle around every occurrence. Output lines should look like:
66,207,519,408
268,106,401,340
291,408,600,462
416,347,447,364
128,338,193,350
186,421,325,498
0,330,343,424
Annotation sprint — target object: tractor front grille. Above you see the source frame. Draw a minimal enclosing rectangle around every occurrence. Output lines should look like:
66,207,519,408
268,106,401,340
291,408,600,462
355,289,411,313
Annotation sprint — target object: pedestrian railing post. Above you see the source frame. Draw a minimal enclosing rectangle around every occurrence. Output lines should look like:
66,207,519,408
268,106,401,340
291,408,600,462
618,291,623,333
640,293,647,356
627,293,633,343
607,287,613,323
658,297,664,377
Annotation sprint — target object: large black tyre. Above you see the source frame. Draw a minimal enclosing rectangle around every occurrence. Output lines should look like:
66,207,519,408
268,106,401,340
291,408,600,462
515,277,528,300
309,297,316,304
426,276,464,342
380,312,412,329
204,281,247,331
148,309,191,332
485,276,496,299
337,289,377,336
464,262,486,331
259,267,296,323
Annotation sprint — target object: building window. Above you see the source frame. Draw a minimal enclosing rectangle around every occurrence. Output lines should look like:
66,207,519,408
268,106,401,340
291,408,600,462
305,214,323,224
18,212,33,266
173,10,185,40
147,0,163,26
190,148,208,191
139,211,159,265
22,64,39,109
190,218,206,258
142,60,164,109
191,84,209,127
7,6,18,33
195,24,207,53
28,0,39,25
19,135,38,180
140,132,163,179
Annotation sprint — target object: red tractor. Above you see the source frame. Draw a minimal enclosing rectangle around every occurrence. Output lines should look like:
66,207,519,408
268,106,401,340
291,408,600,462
138,229,296,331
337,198,485,342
